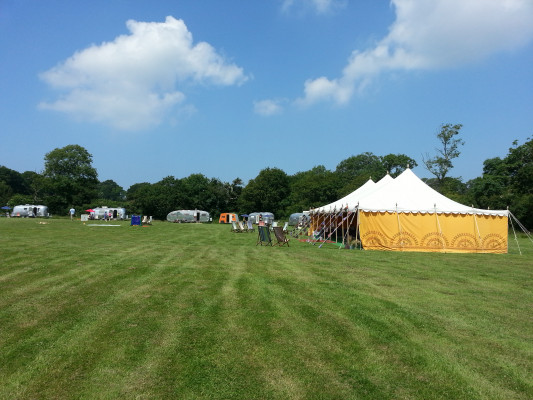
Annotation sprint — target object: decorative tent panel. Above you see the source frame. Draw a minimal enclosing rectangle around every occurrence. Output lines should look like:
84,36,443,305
359,211,508,253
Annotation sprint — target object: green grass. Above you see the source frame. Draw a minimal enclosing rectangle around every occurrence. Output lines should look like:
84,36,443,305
0,218,531,399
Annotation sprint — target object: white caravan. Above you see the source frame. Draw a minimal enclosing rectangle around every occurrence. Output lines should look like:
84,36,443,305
167,210,210,223
11,204,49,218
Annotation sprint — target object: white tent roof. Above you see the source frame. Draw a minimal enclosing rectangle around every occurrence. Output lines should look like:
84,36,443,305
314,169,508,216
314,177,375,212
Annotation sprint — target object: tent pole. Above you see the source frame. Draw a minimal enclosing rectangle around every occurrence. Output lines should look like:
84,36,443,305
435,204,446,252
356,205,361,249
343,208,357,250
473,212,484,252
509,211,533,242
337,209,341,246
313,207,334,246
396,203,403,251
319,208,352,248
340,208,347,249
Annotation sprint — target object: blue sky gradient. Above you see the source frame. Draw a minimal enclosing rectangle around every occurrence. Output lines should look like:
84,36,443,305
1,0,532,189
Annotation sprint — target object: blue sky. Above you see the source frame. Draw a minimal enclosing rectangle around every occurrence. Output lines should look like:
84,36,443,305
1,0,532,190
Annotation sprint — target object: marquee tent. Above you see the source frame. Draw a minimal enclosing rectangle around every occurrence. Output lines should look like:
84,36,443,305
310,169,509,253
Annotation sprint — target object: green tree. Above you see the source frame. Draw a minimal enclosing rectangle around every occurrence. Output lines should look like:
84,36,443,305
226,178,243,212
98,179,125,201
42,145,98,213
335,152,386,197
503,138,533,227
180,174,211,210
125,182,152,214
506,138,533,195
423,123,464,184
0,181,12,206
464,138,533,228
239,168,290,218
134,177,182,220
126,182,151,201
287,165,339,214
381,154,418,177
22,171,46,204
466,176,509,210
0,166,30,196
7,193,34,208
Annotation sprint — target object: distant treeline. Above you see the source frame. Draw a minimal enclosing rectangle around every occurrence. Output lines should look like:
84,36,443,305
1,138,532,228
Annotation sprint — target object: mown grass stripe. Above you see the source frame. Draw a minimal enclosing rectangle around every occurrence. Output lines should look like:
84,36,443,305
0,219,531,399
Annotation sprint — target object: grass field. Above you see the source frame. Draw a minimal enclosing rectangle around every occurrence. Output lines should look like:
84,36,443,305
0,217,532,399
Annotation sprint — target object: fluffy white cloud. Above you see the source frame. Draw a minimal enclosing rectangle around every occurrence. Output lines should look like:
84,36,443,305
254,99,285,116
298,0,533,106
39,16,248,131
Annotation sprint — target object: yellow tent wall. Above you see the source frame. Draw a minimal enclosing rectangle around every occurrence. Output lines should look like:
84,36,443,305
358,211,508,253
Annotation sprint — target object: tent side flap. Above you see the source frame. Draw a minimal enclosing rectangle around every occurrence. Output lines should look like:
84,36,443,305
358,211,508,253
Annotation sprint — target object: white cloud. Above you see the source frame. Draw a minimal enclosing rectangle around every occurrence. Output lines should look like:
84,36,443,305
281,0,346,15
254,99,285,116
298,0,533,106
39,16,248,131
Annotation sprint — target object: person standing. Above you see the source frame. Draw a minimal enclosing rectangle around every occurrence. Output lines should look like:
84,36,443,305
69,207,75,220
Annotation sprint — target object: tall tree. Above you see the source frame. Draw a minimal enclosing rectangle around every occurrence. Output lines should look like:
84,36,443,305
464,137,532,228
0,181,12,206
238,168,290,217
0,166,30,196
134,176,182,219
288,165,339,214
22,171,46,204
226,178,243,212
98,179,125,201
503,138,533,227
506,138,533,195
180,174,211,210
423,123,464,183
381,154,418,177
335,152,386,197
42,145,98,213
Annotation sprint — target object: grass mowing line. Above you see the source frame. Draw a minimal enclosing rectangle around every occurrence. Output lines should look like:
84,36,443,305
1,246,210,398
0,219,532,399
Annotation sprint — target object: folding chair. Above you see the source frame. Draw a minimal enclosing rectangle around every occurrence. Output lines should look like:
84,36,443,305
256,225,273,246
247,220,255,232
231,221,243,232
273,226,290,246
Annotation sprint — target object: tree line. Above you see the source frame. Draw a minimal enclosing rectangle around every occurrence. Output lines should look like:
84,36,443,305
1,128,532,228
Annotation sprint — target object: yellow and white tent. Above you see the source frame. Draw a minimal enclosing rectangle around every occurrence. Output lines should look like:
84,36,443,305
311,168,508,253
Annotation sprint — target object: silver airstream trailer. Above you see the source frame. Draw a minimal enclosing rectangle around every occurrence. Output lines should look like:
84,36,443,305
289,213,303,226
11,204,49,218
167,210,210,223
248,212,275,225
289,211,310,226
92,206,126,220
